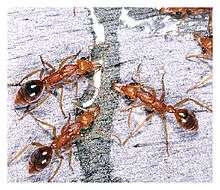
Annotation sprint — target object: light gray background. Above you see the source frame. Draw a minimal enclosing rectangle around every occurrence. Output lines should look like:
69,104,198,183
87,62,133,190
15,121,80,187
8,7,212,182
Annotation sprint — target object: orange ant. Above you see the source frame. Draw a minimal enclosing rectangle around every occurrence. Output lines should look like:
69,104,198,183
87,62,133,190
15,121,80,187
112,66,212,156
186,32,213,61
186,32,213,92
8,50,101,119
159,7,212,34
8,105,100,182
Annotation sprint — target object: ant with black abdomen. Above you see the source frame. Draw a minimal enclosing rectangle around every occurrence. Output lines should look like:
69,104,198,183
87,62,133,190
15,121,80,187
159,7,212,34
8,50,102,120
112,64,212,156
8,105,100,182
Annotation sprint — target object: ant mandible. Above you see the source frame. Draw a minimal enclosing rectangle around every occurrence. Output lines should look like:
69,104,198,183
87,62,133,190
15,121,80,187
159,7,212,34
8,50,101,119
112,65,212,156
8,105,100,182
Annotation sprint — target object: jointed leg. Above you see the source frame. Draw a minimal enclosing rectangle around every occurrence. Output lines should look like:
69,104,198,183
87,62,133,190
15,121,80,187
48,154,63,182
132,64,142,83
58,50,82,69
186,53,211,62
208,14,212,34
8,142,43,166
120,102,145,129
160,72,166,102
132,64,157,97
75,81,79,99
95,126,123,145
67,146,74,172
59,87,66,118
186,74,212,93
160,113,170,157
8,69,42,86
29,113,57,138
39,68,45,80
40,55,56,72
123,112,155,145
19,93,51,120
174,98,212,112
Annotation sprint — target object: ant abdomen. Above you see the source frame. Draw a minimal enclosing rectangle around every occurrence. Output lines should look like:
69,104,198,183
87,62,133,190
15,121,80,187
28,146,53,174
15,80,44,108
175,109,198,131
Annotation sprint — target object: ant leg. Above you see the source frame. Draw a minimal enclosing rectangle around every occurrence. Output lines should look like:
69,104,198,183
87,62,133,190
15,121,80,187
40,55,56,72
39,68,45,80
58,50,82,69
95,127,123,145
160,113,170,157
185,54,200,62
176,17,186,34
48,154,63,182
132,64,142,82
186,74,212,93
127,104,145,129
8,142,43,166
60,114,72,134
73,7,76,16
19,92,51,120
120,101,144,112
159,73,166,102
131,64,157,97
120,102,145,128
75,81,79,99
208,14,212,34
8,69,42,87
72,100,87,111
174,98,212,112
123,112,155,145
67,146,74,172
73,82,79,120
186,53,211,62
59,87,67,118
29,113,57,138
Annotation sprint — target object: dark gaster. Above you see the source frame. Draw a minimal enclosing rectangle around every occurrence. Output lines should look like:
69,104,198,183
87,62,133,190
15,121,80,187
175,109,198,131
29,146,53,173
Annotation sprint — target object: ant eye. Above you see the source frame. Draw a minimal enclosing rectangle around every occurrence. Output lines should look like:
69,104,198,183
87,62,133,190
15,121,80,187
22,80,44,101
176,11,182,15
202,47,207,53
80,57,87,60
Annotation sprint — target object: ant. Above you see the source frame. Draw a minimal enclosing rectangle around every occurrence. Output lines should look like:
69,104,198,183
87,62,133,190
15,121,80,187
186,32,213,92
8,105,100,182
8,50,101,119
112,66,212,156
159,7,212,34
186,32,213,61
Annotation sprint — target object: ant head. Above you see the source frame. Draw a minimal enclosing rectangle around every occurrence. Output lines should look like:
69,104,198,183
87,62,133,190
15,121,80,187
174,108,198,131
28,146,53,174
87,105,101,119
76,58,101,75
202,47,207,53
159,8,184,18
15,80,44,108
193,32,203,41
112,81,141,100
159,8,170,14
76,105,100,128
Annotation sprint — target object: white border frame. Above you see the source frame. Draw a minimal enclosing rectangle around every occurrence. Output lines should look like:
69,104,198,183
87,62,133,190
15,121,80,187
0,0,219,189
